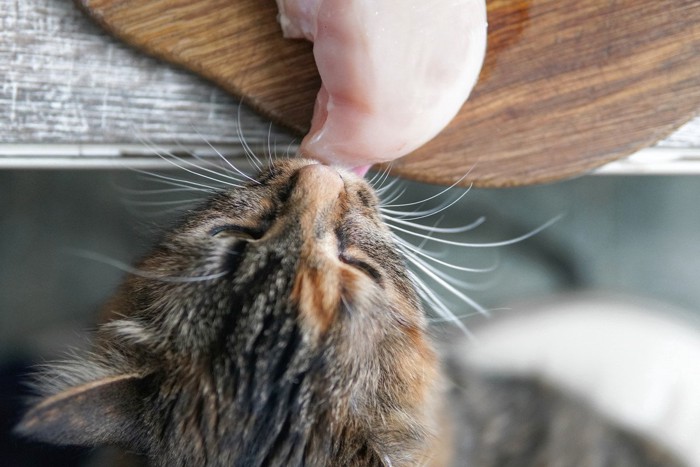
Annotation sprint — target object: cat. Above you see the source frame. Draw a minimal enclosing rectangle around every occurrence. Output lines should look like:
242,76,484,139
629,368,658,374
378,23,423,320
16,158,683,466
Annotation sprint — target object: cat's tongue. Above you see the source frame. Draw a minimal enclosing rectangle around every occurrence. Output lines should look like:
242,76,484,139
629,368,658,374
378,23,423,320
276,0,487,173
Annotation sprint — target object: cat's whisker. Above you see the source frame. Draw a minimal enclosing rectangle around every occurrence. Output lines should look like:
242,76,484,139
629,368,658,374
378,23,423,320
122,198,203,207
173,139,248,183
392,231,443,257
114,186,208,196
368,164,393,188
65,249,230,284
394,236,498,273
388,215,563,248
408,270,473,336
236,103,263,171
415,219,440,252
367,166,388,186
428,310,483,323
374,177,400,195
133,175,218,195
128,125,230,190
403,250,490,316
406,256,474,289
193,127,261,185
127,205,196,218
381,170,473,208
112,180,207,212
428,307,514,325
375,163,394,189
384,215,486,234
399,246,498,291
401,245,490,291
381,188,472,221
380,191,465,218
138,137,243,189
285,138,298,159
266,121,276,169
379,196,459,219
186,133,248,179
130,168,226,193
379,186,407,206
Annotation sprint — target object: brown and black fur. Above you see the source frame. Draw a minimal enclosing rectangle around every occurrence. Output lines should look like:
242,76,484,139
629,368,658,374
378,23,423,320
16,159,682,466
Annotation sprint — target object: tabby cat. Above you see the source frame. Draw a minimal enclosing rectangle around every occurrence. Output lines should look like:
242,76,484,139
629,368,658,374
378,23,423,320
17,159,682,466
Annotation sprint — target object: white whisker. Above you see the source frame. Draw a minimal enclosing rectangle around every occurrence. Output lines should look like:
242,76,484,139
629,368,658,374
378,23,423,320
367,166,388,186
122,198,203,207
375,177,400,195
266,121,276,168
369,164,392,188
409,270,473,337
385,215,486,234
394,236,497,273
193,127,261,184
388,215,563,248
130,168,225,193
236,103,263,171
114,186,206,196
403,248,498,292
380,186,407,206
381,187,472,221
380,203,455,220
126,204,196,218
414,214,442,251
138,137,242,188
404,252,490,316
173,140,247,182
381,170,473,208
375,163,394,189
428,311,482,324
285,138,298,159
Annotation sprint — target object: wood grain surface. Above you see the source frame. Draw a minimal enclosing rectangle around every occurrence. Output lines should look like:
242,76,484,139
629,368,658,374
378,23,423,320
75,0,700,187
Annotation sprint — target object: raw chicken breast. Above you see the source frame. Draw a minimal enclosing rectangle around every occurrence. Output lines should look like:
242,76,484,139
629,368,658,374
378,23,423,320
276,0,487,170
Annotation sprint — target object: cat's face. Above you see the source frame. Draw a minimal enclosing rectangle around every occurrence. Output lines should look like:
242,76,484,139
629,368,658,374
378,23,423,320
18,159,440,466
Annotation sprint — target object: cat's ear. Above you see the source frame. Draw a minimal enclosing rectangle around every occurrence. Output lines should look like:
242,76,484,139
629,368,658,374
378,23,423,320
15,373,148,447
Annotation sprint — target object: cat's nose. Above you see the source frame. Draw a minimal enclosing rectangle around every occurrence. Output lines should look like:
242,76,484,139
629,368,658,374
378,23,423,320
284,163,346,238
286,163,346,332
290,164,345,209
295,163,344,196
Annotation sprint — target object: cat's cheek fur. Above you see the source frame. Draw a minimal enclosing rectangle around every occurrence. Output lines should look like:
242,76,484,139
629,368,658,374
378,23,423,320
334,288,443,463
291,256,342,335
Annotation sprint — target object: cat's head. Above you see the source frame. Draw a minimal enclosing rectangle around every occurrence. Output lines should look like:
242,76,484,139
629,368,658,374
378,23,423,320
17,159,440,466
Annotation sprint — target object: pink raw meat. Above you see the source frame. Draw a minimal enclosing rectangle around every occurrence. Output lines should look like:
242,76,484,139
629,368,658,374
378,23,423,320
276,0,487,173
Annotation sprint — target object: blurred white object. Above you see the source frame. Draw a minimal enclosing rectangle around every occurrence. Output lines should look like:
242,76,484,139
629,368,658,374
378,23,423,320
465,294,700,467
276,0,488,169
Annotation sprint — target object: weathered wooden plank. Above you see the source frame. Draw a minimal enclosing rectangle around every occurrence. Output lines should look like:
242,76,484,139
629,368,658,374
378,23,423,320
0,0,294,148
0,0,698,174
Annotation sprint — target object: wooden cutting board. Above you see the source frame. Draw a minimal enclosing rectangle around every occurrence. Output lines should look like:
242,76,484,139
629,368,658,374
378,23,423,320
77,0,700,187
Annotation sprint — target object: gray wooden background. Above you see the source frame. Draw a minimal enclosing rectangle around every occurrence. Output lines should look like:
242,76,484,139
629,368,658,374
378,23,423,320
1,0,699,172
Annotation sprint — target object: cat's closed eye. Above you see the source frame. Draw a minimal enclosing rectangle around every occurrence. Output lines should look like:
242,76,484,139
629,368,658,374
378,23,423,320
339,253,383,285
209,224,264,240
